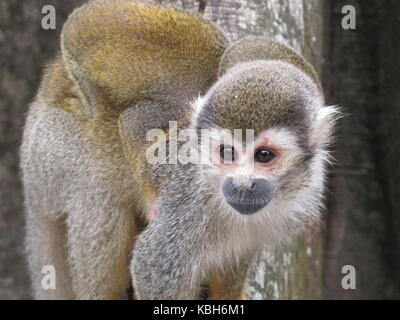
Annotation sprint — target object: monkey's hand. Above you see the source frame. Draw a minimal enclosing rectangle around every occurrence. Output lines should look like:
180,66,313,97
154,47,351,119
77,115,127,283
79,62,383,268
131,185,214,300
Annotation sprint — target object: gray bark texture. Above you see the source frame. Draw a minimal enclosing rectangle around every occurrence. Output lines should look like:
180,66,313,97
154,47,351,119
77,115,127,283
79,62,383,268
323,0,400,299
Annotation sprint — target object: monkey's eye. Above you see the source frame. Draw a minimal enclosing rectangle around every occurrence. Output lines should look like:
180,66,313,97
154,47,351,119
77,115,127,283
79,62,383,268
220,146,237,163
254,148,275,163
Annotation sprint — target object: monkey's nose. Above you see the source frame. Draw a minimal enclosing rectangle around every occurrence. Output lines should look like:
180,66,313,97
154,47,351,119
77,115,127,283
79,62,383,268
222,178,274,215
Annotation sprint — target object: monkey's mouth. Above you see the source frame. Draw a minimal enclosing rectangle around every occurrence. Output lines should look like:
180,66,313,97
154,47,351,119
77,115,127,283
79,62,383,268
222,177,274,215
224,197,272,215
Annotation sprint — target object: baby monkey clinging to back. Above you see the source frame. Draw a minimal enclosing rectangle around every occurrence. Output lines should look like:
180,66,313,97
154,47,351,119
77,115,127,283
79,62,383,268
21,0,338,300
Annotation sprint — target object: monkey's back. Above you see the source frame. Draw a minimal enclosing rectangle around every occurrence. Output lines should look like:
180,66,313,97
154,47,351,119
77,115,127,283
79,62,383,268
61,0,227,105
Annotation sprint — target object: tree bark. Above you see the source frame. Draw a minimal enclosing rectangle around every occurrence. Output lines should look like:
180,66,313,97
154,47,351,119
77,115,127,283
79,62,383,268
323,0,400,299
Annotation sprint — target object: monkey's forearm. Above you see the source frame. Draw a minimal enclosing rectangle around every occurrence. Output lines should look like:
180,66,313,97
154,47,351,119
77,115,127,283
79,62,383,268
131,192,216,300
131,219,203,299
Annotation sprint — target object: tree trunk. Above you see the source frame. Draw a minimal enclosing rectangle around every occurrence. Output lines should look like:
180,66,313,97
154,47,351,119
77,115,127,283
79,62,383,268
323,0,400,299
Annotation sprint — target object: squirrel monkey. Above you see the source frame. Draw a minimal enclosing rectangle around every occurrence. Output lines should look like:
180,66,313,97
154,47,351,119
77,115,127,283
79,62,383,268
130,38,338,299
21,0,338,299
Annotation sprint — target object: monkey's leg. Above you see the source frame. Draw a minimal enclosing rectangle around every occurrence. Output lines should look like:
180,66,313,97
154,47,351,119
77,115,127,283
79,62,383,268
208,255,252,300
26,211,74,299
67,204,135,300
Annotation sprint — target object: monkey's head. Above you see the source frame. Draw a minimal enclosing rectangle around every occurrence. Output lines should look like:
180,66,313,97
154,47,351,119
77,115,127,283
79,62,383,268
191,58,338,230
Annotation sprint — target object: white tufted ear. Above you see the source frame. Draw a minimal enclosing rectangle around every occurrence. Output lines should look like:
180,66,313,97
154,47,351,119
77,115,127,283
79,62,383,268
311,105,341,150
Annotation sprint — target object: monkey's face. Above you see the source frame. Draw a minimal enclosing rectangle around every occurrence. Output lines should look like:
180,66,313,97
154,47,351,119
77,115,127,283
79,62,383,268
192,60,338,226
195,125,305,216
